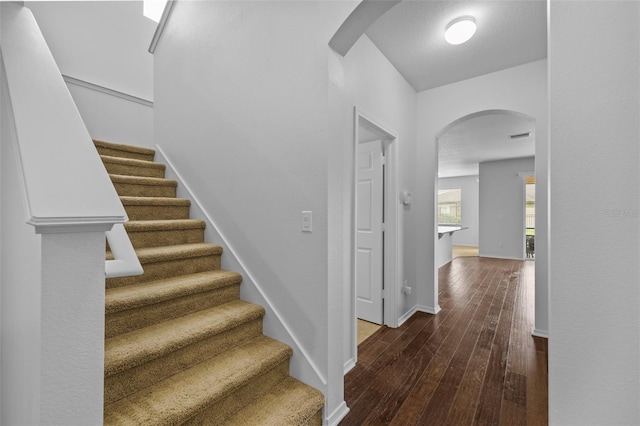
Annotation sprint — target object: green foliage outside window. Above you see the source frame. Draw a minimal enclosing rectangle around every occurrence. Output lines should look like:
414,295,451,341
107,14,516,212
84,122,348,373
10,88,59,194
438,188,461,224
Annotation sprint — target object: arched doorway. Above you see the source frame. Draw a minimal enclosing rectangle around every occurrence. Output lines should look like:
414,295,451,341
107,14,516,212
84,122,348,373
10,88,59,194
435,109,536,275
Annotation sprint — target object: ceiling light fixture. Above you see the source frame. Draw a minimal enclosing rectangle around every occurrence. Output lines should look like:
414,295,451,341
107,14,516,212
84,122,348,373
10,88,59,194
445,16,477,45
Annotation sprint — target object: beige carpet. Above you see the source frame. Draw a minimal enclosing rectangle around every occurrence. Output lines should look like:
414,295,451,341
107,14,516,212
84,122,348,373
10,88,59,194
357,319,382,345
96,140,323,425
452,245,479,258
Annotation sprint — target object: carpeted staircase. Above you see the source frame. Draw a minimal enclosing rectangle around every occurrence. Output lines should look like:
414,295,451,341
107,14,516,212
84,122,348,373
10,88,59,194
96,140,324,425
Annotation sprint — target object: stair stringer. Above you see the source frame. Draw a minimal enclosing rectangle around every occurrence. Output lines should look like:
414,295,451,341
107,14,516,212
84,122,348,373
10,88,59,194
154,145,328,398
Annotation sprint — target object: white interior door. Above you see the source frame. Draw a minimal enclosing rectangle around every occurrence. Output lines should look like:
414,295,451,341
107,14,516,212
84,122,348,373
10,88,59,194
356,140,384,324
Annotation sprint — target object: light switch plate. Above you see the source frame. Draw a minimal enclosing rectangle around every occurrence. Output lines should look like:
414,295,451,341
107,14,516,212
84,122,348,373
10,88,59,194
302,211,312,232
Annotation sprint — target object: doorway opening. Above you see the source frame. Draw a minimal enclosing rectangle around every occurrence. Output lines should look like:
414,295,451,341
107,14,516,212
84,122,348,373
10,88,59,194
435,109,536,316
356,137,385,324
525,176,535,259
348,108,399,371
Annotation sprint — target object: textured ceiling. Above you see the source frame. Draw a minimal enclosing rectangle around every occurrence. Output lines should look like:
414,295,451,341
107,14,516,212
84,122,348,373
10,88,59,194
363,0,546,177
365,0,547,92
438,111,535,178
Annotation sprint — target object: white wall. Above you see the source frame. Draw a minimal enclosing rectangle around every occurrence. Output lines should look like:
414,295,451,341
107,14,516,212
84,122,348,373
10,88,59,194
66,83,154,148
438,175,479,246
549,1,640,423
27,1,154,99
153,1,356,422
1,6,3,421
416,59,548,333
479,157,534,259
334,34,418,366
27,1,155,147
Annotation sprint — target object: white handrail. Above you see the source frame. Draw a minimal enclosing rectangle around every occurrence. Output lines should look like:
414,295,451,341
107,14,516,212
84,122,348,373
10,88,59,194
106,223,144,278
1,3,126,233
2,3,142,278
149,0,176,54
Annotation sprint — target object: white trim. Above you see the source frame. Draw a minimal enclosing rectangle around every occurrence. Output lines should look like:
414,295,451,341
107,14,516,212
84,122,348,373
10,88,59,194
105,223,144,278
532,328,548,339
27,216,126,234
149,0,176,54
398,304,443,328
325,401,350,426
328,0,401,56
478,254,526,261
417,304,441,315
155,145,327,386
343,358,356,375
62,75,153,107
397,305,418,327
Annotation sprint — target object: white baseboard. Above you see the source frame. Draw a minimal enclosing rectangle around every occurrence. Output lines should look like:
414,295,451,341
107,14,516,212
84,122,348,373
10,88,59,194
417,304,441,315
397,306,418,327
532,328,548,338
397,304,441,327
325,401,350,426
343,358,356,375
478,254,526,261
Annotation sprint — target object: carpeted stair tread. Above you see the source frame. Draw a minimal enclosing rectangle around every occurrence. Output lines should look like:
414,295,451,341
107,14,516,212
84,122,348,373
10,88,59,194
109,174,178,198
120,196,190,207
124,219,207,236
100,155,165,171
110,174,177,188
106,269,241,314
104,336,292,425
100,155,166,178
105,243,222,289
125,219,206,232
132,243,222,264
120,196,191,221
223,376,324,426
122,219,206,248
94,140,156,162
105,300,265,376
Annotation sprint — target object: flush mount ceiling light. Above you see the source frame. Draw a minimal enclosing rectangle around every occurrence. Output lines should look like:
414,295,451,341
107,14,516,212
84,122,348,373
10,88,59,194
445,16,477,45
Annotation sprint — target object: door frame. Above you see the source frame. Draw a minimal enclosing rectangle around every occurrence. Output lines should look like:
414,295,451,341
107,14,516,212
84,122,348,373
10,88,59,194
350,107,400,368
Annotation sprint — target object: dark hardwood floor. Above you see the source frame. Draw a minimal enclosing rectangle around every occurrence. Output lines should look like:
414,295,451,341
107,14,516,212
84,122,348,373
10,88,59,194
342,257,547,425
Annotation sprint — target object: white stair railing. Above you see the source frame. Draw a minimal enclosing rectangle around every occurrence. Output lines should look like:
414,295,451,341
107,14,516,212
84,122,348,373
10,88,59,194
106,223,144,278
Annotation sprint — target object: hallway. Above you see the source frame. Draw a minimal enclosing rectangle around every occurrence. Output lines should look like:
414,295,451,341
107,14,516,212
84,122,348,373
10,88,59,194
343,257,547,425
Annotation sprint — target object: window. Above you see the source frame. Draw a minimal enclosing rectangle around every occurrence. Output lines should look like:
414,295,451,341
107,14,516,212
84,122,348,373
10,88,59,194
143,0,168,23
438,188,461,224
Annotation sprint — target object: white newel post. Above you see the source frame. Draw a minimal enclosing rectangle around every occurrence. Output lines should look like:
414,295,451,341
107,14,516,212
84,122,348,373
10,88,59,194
39,231,108,425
